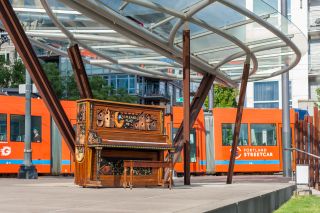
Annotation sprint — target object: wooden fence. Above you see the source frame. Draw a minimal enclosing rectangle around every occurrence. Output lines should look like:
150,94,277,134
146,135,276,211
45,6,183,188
295,107,320,190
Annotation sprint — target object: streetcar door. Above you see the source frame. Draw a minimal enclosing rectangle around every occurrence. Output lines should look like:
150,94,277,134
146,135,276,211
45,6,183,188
51,117,62,175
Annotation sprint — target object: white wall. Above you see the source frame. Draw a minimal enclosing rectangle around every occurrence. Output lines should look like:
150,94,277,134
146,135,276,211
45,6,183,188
288,0,309,108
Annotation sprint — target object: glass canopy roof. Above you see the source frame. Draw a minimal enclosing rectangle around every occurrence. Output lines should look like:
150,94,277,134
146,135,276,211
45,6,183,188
2,0,308,86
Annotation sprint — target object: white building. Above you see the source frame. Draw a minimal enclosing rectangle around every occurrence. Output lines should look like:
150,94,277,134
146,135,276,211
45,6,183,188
245,0,309,109
309,0,320,100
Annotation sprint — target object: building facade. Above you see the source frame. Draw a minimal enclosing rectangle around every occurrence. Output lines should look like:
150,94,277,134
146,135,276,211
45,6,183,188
245,0,309,109
0,0,315,110
309,0,320,101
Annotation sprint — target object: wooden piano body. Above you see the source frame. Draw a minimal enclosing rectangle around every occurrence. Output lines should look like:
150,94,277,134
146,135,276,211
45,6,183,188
74,99,174,188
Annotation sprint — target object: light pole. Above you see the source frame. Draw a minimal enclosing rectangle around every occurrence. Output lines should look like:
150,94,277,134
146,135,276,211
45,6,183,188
281,0,292,177
18,70,38,179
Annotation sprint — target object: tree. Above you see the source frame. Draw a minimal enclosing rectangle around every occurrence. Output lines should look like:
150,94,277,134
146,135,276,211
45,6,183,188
113,88,137,103
316,88,320,103
0,58,25,88
64,75,137,103
213,85,238,108
89,75,137,103
64,74,80,100
0,58,137,103
42,62,65,99
204,84,238,109
90,75,111,100
0,58,11,88
10,59,25,88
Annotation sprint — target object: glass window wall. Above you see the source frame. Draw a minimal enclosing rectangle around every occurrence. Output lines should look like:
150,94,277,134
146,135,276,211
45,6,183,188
254,81,279,108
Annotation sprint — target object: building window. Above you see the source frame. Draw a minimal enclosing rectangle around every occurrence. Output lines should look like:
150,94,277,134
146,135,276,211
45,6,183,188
10,115,24,142
117,74,129,91
0,114,7,141
222,124,248,146
110,75,116,89
109,74,136,94
10,115,42,142
173,128,197,163
254,81,279,108
251,124,277,146
129,75,136,94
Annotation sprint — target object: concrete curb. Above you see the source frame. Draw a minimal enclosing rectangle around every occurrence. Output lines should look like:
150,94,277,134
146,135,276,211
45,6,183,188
208,185,296,213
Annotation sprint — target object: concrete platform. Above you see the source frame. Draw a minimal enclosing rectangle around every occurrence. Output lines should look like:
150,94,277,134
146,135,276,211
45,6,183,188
0,175,295,213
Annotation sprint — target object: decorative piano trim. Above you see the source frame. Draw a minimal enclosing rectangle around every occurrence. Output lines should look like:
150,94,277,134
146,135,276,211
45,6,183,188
88,130,102,144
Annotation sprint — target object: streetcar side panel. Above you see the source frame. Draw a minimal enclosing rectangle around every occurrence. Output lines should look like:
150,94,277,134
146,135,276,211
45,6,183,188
213,108,295,173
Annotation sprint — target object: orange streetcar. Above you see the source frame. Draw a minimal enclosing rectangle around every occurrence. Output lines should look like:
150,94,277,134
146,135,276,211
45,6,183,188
213,108,296,173
0,95,76,174
165,106,207,174
0,95,297,175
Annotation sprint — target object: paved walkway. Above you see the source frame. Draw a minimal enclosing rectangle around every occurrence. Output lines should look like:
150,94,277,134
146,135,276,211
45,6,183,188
312,188,320,196
0,175,294,213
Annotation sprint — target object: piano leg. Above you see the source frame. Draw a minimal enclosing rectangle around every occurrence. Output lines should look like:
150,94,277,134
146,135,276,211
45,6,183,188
130,161,133,189
95,147,102,181
123,167,127,189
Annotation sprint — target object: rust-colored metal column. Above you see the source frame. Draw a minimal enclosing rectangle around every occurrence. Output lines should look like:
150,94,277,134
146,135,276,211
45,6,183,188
299,120,303,164
67,44,93,99
164,72,215,180
303,116,308,164
164,73,215,181
315,107,320,188
226,56,250,184
183,27,190,185
0,0,75,154
294,112,299,165
309,116,314,187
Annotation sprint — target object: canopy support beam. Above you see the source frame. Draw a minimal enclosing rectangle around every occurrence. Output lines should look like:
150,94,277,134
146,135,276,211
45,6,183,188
183,28,191,185
67,44,93,99
169,68,215,183
227,56,250,184
0,0,75,154
172,72,215,163
165,73,215,181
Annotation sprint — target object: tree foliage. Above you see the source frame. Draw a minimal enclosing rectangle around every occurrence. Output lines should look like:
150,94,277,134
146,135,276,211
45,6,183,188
87,75,137,103
0,59,137,103
42,62,65,99
204,84,238,109
64,74,80,100
316,88,320,102
63,74,137,103
213,85,238,108
0,58,25,88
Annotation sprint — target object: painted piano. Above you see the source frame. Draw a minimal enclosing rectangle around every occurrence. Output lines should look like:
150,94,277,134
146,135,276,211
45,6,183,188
74,99,174,188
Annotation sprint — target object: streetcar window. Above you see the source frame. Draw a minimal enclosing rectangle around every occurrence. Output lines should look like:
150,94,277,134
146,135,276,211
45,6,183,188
10,115,42,142
31,116,42,142
10,115,24,142
0,114,7,141
190,130,196,163
222,124,248,146
173,128,197,162
251,124,277,146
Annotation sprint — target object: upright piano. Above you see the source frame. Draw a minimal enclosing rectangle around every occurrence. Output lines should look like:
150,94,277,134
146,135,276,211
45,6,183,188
74,99,174,188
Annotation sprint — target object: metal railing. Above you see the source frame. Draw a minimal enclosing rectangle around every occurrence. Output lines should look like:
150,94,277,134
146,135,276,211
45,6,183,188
286,147,320,160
